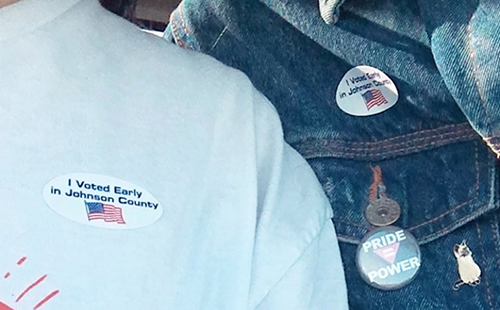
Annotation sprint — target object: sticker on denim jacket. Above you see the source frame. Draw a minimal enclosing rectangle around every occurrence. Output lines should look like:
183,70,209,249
336,65,398,116
356,226,420,290
43,173,163,229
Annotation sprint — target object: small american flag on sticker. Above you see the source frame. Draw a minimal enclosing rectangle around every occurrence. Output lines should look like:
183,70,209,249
361,89,388,110
85,201,126,224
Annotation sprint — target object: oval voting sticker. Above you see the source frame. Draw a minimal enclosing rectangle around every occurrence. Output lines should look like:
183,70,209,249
336,65,398,116
43,173,163,229
356,226,421,290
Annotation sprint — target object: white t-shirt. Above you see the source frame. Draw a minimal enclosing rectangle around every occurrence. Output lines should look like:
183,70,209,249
0,0,347,309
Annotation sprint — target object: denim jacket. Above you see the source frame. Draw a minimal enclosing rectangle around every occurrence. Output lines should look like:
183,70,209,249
166,0,500,308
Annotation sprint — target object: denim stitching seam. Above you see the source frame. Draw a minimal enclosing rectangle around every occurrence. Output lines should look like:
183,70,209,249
483,136,500,157
209,26,228,52
407,198,476,232
492,213,500,269
338,203,493,245
416,204,488,244
178,4,191,41
343,123,471,146
337,141,487,244
476,221,494,310
171,3,195,50
170,22,184,48
476,141,480,191
349,130,471,149
400,141,480,240
299,132,477,160
334,129,475,151
333,133,474,153
317,123,471,146
295,123,478,160
490,213,500,308
170,6,186,48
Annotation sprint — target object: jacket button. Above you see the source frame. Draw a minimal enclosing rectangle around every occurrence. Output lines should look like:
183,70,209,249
365,197,401,227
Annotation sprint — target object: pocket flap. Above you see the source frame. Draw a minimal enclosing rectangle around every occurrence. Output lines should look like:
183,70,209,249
293,125,499,245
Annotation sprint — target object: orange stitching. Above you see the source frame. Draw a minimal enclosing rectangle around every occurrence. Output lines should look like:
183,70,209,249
483,136,500,157
408,142,481,231
302,133,478,159
171,3,192,50
297,123,473,147
338,202,489,245
491,213,500,269
178,3,191,39
170,22,184,49
406,204,489,244
476,221,494,309
341,128,474,149
319,128,474,150
369,166,382,202
338,142,484,239
406,198,475,232
367,123,470,144
170,8,185,48
475,141,480,192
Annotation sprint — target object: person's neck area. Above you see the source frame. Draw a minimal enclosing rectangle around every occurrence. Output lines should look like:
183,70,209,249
0,0,20,9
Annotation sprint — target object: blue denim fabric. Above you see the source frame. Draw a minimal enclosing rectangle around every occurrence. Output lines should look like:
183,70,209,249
417,0,500,156
166,0,500,308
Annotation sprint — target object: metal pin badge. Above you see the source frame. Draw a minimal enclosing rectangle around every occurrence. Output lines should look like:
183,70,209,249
356,226,421,290
356,167,420,290
452,240,482,290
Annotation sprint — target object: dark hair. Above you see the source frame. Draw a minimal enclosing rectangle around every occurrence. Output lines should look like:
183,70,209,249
99,0,137,22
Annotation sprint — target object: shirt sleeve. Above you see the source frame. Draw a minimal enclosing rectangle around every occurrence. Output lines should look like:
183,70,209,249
248,86,348,310
253,220,348,310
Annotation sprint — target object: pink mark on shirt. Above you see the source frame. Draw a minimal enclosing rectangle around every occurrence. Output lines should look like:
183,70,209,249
16,275,47,303
0,301,15,310
16,257,27,266
33,290,60,310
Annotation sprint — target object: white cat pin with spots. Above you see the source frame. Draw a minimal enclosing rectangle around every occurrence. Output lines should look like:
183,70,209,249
453,240,482,290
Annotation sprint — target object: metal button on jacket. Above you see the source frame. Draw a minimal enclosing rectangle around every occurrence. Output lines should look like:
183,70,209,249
365,197,401,227
356,226,421,290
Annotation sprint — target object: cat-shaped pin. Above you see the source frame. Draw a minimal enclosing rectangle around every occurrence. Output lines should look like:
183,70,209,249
452,240,481,290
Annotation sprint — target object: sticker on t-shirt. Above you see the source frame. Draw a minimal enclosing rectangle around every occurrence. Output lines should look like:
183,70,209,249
336,65,398,116
43,173,163,229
